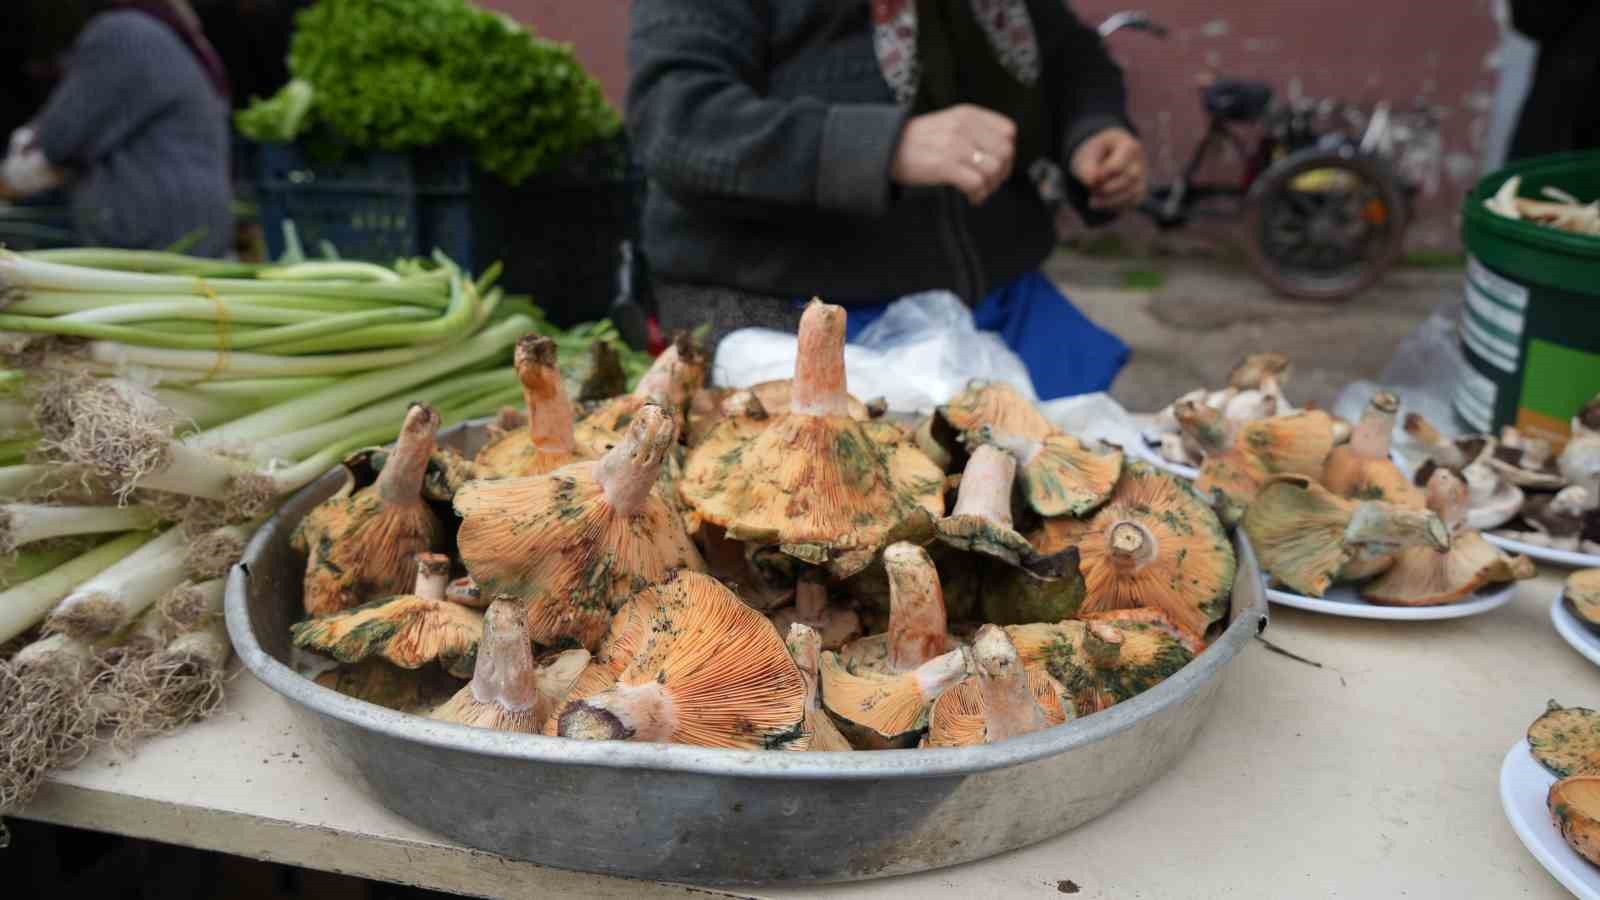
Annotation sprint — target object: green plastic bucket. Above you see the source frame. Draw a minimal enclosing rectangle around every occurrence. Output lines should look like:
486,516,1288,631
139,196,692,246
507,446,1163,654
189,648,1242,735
1458,151,1600,446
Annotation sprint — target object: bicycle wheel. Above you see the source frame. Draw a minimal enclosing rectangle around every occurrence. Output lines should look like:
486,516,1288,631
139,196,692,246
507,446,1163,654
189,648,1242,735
1242,147,1407,301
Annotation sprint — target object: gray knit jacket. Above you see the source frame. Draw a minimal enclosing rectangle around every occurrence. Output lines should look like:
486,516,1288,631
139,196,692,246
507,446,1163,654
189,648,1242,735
34,11,233,257
628,0,1130,305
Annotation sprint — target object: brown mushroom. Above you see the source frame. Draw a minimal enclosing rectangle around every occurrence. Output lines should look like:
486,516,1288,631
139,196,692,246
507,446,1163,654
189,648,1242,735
291,403,446,616
925,625,1069,747
1489,427,1566,490
785,623,852,752
679,301,944,573
1361,469,1536,606
474,336,587,479
1403,412,1492,471
556,571,809,750
291,553,483,677
1242,475,1450,597
1195,410,1337,525
1322,391,1426,508
1040,462,1235,644
454,404,706,651
430,600,589,733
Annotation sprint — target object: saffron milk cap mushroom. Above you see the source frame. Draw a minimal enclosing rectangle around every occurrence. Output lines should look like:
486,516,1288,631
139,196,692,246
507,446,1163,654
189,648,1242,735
473,335,587,478
1322,391,1426,508
926,625,1069,747
556,571,809,750
1565,569,1600,629
431,599,588,734
291,403,447,616
454,404,705,651
785,623,852,751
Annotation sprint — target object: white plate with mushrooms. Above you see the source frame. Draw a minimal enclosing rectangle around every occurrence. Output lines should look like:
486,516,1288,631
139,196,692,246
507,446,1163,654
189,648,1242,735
1264,581,1517,621
1501,738,1600,900
1486,534,1600,570
1552,593,1600,669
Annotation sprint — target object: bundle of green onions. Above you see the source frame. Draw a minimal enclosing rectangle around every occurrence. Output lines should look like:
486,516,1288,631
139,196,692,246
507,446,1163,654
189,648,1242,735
0,246,634,825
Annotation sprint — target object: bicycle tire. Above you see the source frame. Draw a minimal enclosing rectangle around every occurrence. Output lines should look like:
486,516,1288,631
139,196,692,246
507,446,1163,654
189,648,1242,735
1242,147,1408,301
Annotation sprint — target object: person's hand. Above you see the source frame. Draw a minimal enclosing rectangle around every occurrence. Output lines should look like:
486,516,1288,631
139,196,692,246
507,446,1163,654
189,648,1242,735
891,104,1017,206
1070,127,1146,210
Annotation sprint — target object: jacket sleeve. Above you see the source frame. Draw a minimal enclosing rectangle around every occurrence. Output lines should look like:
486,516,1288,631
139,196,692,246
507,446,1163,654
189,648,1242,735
1508,0,1586,42
1036,2,1133,225
33,14,183,167
627,0,907,218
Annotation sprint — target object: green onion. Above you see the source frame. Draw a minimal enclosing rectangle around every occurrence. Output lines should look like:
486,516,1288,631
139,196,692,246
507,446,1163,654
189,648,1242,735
0,531,154,644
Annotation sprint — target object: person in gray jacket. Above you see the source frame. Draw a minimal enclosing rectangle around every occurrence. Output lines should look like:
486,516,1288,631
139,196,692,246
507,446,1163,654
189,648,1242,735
0,1,233,257
631,0,1147,391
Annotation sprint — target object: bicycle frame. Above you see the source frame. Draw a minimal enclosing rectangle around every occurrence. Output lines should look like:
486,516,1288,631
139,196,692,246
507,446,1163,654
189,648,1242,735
1145,116,1257,228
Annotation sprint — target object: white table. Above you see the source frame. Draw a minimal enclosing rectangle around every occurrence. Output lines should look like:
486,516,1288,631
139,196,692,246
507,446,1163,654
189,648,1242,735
19,572,1590,899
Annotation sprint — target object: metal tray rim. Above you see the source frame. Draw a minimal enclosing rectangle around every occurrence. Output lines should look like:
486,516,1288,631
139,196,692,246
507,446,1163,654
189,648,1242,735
226,465,1267,782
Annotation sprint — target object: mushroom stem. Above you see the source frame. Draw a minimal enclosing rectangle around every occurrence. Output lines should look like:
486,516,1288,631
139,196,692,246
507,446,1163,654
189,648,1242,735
983,428,1043,467
559,681,676,743
514,336,577,453
1084,621,1125,669
467,600,540,712
882,542,949,672
1106,521,1157,573
1174,399,1231,454
413,553,451,602
1402,413,1463,468
595,405,675,517
375,403,439,504
794,575,828,621
790,301,850,418
912,647,972,702
786,623,823,711
971,625,1048,743
1423,469,1469,533
1345,501,1450,552
950,444,1016,526
1351,391,1399,460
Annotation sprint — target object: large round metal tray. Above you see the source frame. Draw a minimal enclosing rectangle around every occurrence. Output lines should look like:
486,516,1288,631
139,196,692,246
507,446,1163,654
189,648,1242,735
225,423,1268,885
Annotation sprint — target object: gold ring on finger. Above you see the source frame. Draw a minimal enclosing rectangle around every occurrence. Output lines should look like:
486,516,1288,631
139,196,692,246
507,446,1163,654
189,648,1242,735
972,150,987,168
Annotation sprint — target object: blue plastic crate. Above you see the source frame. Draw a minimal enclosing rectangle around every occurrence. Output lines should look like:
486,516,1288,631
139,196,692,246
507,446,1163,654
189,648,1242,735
255,143,473,264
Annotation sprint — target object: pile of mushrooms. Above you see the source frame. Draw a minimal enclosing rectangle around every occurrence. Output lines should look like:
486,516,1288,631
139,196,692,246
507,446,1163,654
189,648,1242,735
1226,389,1536,604
1484,176,1600,236
286,302,1233,752
1141,353,1354,469
1407,393,1600,556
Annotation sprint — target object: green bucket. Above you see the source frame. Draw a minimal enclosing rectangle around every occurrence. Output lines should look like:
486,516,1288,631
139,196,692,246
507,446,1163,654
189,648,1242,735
1458,151,1600,446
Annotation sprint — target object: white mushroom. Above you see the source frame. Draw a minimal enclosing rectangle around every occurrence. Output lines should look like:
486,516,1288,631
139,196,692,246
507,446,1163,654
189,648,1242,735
1558,396,1600,503
1462,461,1525,531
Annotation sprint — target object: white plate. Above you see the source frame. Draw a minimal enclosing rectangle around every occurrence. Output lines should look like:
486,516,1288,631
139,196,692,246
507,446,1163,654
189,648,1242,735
1265,581,1516,620
1133,440,1199,480
1501,738,1600,900
1486,533,1600,569
1552,590,1600,668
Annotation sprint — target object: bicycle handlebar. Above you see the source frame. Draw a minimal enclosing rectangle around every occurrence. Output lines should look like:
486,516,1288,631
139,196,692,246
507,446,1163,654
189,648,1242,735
1098,10,1170,39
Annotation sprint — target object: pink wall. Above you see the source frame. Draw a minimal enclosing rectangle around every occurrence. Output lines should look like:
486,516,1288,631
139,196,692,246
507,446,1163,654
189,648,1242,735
487,0,1501,251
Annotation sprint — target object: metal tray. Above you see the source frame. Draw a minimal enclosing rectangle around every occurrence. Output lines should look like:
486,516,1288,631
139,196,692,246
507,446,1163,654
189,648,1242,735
225,424,1268,886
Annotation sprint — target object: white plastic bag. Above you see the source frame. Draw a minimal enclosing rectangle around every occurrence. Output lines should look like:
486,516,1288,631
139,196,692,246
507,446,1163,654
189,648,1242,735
712,291,1036,414
1333,300,1467,474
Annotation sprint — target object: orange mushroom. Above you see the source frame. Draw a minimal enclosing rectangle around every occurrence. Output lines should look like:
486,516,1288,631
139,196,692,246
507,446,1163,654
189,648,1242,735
820,644,970,750
785,623,852,751
291,552,483,677
291,403,446,616
836,542,956,673
1195,410,1337,524
1062,463,1236,643
473,335,587,479
925,625,1069,747
555,571,809,750
454,404,706,651
1243,475,1450,597
1361,469,1535,606
574,334,706,455
770,573,862,651
1006,618,1193,716
1322,391,1425,508
685,387,768,448
941,380,1055,441
679,301,944,573
431,600,589,733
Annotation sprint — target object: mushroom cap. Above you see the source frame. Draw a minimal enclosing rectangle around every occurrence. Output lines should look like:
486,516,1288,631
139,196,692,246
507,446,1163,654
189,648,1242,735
1323,445,1427,508
1005,619,1193,715
292,594,483,677
1566,569,1600,628
680,409,944,561
820,646,969,749
1549,776,1600,867
975,549,1087,626
291,479,445,618
313,659,451,712
1530,702,1600,778
785,623,853,752
747,379,871,421
1002,431,1124,518
935,442,1036,566
1228,352,1292,390
1194,411,1337,525
1242,476,1360,597
1360,530,1530,606
555,570,808,749
1080,607,1206,655
454,410,705,651
925,668,1069,747
1070,462,1236,639
686,387,770,448
941,380,1055,441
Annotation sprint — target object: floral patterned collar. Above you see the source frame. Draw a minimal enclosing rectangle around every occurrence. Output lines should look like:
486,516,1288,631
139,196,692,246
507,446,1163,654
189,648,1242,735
870,0,1041,106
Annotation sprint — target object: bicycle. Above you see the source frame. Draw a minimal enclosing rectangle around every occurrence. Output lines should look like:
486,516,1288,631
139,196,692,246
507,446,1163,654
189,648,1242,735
1098,11,1413,300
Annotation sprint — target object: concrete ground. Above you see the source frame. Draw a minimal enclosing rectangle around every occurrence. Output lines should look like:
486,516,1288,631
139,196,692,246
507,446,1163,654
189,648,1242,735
1042,249,1465,414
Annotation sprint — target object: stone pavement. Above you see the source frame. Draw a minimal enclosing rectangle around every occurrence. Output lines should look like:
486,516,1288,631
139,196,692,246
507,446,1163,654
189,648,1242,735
1043,250,1465,415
